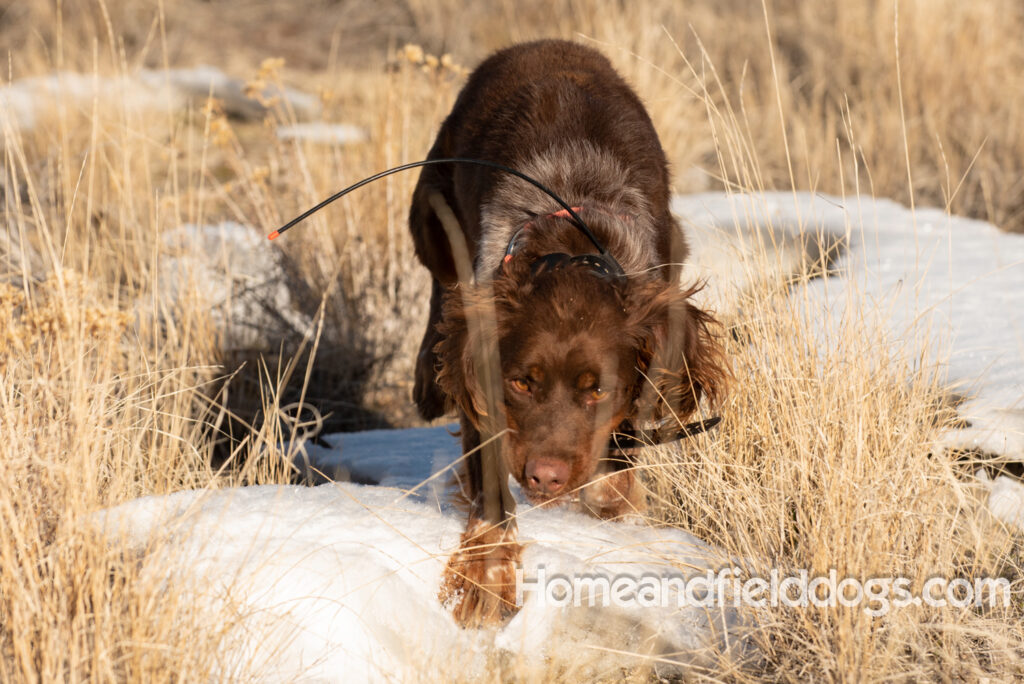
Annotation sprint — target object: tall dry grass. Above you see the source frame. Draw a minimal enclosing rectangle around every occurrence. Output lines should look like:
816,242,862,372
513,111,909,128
6,0,1024,230
1,0,1022,680
0,16,457,679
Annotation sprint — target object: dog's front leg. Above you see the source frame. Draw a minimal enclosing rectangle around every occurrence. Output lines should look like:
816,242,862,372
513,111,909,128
438,420,522,627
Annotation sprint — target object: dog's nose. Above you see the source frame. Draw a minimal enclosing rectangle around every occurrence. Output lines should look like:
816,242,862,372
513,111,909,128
525,458,570,495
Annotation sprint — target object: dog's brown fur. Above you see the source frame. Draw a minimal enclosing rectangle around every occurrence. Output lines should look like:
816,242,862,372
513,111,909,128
408,40,728,627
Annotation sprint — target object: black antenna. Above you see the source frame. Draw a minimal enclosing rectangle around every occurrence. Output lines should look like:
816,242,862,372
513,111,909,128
267,158,608,255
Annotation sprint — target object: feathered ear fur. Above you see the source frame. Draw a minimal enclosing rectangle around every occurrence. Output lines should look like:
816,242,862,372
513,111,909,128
625,279,729,426
433,257,535,427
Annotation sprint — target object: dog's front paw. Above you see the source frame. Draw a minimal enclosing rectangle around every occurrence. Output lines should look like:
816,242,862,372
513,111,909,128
439,519,522,628
579,466,647,520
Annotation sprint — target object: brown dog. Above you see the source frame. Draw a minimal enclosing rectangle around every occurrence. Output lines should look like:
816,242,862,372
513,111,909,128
408,40,727,627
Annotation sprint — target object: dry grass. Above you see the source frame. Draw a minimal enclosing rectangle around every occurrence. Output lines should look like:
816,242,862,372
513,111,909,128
1,0,1022,680
7,0,1024,229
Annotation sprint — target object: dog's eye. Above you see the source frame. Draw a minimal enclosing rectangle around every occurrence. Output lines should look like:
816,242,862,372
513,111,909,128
510,378,530,393
589,387,608,401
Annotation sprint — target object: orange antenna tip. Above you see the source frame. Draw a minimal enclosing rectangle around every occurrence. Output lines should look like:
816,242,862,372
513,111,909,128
267,230,280,240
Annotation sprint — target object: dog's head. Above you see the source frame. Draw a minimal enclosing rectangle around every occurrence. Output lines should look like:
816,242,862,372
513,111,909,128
435,228,727,505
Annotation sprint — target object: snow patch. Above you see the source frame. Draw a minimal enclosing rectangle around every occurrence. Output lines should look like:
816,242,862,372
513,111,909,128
678,192,844,307
976,470,1024,530
674,192,1024,461
1,67,319,131
96,480,749,681
276,122,369,145
138,66,319,120
296,423,457,493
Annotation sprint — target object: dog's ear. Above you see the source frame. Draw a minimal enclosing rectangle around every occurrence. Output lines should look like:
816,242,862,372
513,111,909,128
626,279,729,424
435,285,490,425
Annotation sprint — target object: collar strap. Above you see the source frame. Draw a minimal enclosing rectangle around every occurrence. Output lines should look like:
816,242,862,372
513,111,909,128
529,252,625,283
502,206,627,284
608,416,722,453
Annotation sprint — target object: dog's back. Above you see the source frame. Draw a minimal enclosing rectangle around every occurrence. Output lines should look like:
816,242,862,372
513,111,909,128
410,40,682,285
440,40,670,200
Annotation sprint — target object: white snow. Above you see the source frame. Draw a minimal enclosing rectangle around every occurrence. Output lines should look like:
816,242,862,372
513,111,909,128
97,460,749,681
138,66,319,120
0,67,319,131
975,470,1024,530
677,190,1024,534
675,192,1024,460
276,122,369,145
295,424,459,492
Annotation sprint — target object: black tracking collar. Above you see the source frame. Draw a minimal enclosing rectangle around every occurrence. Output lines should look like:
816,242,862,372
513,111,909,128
608,417,722,454
501,212,626,286
527,252,626,285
